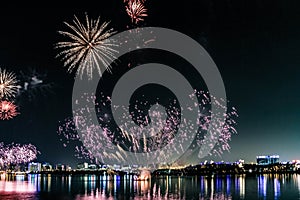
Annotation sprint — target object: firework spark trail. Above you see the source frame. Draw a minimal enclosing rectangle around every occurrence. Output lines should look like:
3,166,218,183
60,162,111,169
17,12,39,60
175,90,238,164
55,13,119,80
58,90,238,166
119,27,156,68
57,117,93,160
57,112,98,162
124,0,146,3
0,68,18,99
125,0,148,25
0,143,40,169
0,100,19,120
75,145,95,162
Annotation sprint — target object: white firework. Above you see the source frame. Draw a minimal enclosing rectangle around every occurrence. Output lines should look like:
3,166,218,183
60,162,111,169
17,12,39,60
0,68,18,99
55,13,119,79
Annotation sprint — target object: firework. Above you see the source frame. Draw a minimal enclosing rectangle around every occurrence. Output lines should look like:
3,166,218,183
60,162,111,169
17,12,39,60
0,68,19,99
58,91,238,166
75,145,95,162
174,90,238,165
124,0,146,3
57,116,96,163
0,100,19,120
125,0,148,25
0,142,40,169
55,13,119,79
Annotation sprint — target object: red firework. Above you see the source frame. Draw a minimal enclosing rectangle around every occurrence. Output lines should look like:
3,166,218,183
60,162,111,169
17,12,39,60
125,0,148,24
124,0,146,3
0,101,19,120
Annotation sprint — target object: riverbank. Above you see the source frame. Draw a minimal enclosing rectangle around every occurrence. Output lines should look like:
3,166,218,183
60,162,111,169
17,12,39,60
3,162,300,178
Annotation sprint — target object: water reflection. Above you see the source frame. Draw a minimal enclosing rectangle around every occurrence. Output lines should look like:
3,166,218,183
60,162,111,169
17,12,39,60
0,174,36,193
257,174,284,200
274,175,280,199
258,175,267,199
1,173,300,199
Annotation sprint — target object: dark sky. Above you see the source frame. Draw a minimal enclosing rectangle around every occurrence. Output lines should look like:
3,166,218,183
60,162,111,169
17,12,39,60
0,0,300,168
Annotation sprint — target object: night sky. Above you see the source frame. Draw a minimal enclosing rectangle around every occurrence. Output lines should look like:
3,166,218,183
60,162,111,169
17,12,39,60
0,1,300,168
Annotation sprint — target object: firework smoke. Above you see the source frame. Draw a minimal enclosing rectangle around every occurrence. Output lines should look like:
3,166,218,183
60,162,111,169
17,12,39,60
17,67,54,102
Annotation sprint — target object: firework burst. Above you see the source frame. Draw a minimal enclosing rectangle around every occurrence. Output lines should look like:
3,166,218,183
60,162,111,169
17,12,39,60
0,142,40,169
124,0,146,2
55,13,119,79
0,68,19,99
0,100,19,120
58,91,238,166
125,0,148,25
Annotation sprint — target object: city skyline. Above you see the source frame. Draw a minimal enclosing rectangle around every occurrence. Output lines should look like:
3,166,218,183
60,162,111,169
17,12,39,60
0,1,300,168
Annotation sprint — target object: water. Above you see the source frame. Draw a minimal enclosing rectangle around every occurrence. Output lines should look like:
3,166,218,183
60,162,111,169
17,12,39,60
0,173,300,199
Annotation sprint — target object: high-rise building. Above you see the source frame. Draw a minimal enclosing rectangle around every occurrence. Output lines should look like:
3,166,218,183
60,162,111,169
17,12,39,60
42,162,52,171
256,155,279,165
55,164,65,171
28,162,42,172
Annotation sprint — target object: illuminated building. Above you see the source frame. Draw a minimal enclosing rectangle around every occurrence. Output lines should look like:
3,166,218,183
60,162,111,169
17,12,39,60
42,162,52,171
88,164,97,170
65,165,72,171
55,164,65,171
292,160,300,164
77,162,88,170
256,155,279,165
28,162,42,173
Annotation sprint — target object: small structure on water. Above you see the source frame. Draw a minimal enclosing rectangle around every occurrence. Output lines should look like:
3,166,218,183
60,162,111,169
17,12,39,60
134,169,151,181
